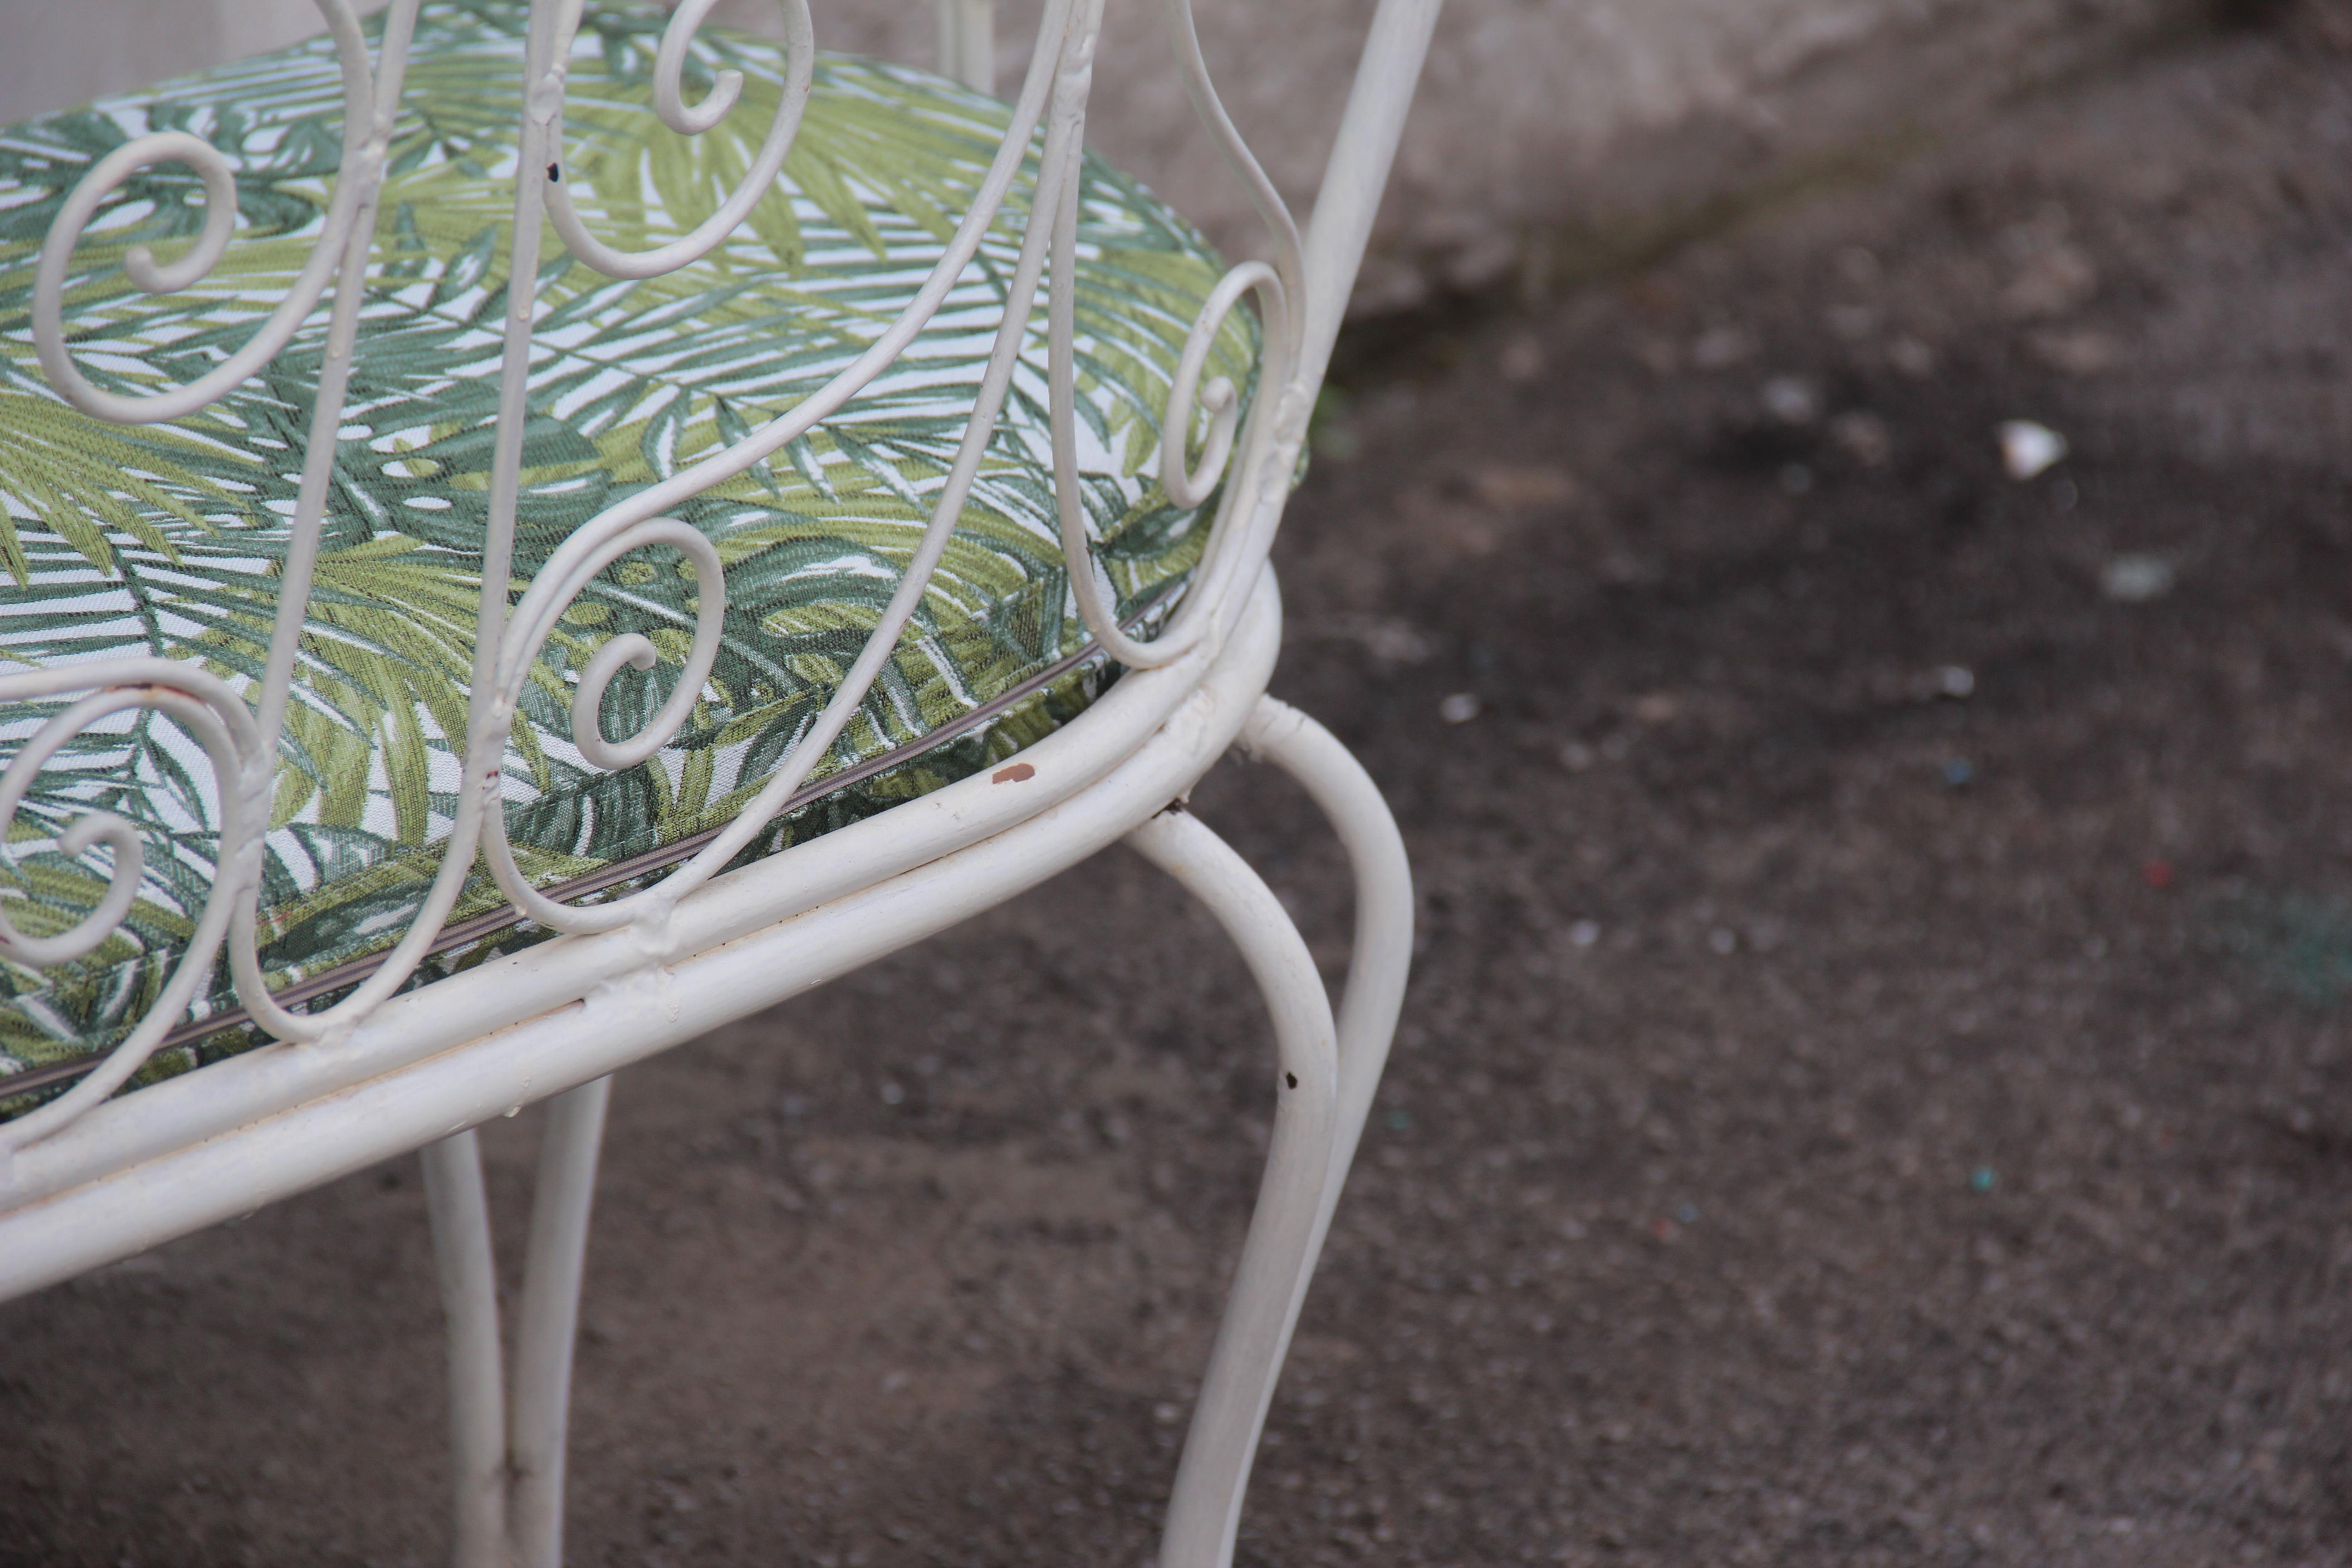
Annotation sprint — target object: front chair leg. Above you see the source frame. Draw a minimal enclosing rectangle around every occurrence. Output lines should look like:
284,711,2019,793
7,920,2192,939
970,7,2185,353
1131,696,1414,1568
1126,805,1341,1568
1236,697,1414,1264
508,1073,613,1568
420,1074,614,1568
421,1130,510,1568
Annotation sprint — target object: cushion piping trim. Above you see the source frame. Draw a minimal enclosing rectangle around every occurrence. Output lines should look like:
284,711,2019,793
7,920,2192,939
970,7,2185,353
0,580,1180,1103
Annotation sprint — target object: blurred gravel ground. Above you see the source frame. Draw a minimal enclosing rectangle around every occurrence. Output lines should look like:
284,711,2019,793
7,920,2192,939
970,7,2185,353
9,8,2352,1566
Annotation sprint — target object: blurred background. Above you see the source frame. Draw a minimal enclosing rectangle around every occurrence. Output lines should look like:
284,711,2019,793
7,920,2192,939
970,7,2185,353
0,0,2222,312
6,0,2352,1563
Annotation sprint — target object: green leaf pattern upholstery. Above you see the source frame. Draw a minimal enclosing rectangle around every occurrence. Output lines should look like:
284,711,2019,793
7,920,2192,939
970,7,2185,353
0,0,1256,1110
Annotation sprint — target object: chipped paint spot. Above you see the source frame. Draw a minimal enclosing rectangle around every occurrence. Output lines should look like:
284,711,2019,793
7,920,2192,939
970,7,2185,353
991,762,1036,784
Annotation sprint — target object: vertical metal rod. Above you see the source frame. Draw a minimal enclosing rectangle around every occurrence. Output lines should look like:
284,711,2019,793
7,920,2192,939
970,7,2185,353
506,1074,613,1568
479,0,566,682
249,0,420,750
1126,809,1339,1568
420,1132,510,1568
227,0,547,1044
937,0,995,93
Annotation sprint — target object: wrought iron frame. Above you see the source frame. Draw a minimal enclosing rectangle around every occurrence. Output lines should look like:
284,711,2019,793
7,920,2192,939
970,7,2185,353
0,3,1438,1563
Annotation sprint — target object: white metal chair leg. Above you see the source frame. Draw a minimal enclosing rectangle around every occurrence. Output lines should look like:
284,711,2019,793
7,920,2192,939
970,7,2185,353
508,1073,612,1568
1125,805,1341,1568
0,0,1444,1548
421,1131,510,1568
1236,697,1414,1270
1128,696,1412,1568
420,1074,612,1568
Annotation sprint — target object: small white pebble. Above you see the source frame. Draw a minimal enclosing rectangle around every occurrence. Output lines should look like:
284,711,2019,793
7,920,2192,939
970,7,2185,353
1559,740,1595,772
1762,376,1820,425
1568,919,1601,948
1997,420,2068,480
2100,554,2175,603
1361,617,1435,668
1708,927,1738,956
1438,692,1481,725
1936,665,1975,698
879,1081,905,1105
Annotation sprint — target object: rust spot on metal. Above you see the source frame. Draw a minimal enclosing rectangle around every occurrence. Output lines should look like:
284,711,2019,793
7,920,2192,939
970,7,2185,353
991,762,1036,784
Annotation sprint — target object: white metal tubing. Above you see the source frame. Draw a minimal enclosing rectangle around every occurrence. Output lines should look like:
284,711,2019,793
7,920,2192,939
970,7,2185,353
1296,0,1445,398
542,0,817,279
25,1,387,424
0,578,1282,1301
0,683,255,1147
936,0,994,93
468,0,1102,941
1,0,1444,1153
0,578,1274,1224
1122,0,1310,676
1237,698,1413,1309
247,0,425,755
215,0,536,1047
420,1132,510,1568
0,0,424,1137
507,1075,612,1568
1161,0,1304,320
0,9,1447,1557
1125,807,1338,1568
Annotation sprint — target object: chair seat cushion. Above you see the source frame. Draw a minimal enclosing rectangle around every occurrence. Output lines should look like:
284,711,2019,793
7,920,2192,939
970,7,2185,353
0,0,1256,1112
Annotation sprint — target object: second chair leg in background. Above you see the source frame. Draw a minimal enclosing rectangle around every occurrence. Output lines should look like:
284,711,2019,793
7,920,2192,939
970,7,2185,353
421,1074,613,1568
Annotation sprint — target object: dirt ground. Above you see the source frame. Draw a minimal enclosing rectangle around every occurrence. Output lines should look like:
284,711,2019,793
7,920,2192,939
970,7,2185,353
9,9,2352,1567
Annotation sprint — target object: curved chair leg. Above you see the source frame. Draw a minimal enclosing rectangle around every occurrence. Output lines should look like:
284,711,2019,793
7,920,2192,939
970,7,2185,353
1130,695,1413,1568
421,1131,510,1568
509,1073,612,1568
406,698,1406,1568
1126,805,1341,1568
1236,697,1414,1271
421,1074,612,1568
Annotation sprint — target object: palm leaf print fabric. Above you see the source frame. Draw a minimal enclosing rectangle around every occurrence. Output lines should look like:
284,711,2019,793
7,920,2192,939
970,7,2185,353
0,0,1258,1113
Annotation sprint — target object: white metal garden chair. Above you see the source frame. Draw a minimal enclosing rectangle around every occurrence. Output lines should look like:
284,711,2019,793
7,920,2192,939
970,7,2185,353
0,1,1432,1562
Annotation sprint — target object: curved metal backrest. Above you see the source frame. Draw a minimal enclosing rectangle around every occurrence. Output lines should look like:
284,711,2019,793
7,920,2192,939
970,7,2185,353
0,0,1440,1151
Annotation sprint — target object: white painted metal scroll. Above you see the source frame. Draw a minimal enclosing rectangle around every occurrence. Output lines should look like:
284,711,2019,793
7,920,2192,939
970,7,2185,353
0,0,1365,1154
0,1,1441,1563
